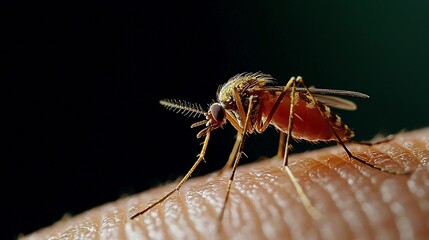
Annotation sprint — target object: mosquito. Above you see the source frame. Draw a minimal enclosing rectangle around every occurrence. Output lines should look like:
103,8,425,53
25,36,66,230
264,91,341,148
130,72,405,223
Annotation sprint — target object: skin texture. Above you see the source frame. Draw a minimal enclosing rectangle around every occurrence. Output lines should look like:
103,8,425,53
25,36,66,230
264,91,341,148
21,128,429,240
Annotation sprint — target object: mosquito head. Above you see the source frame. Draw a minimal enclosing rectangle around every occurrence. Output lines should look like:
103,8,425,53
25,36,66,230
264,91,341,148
193,103,227,138
209,103,226,123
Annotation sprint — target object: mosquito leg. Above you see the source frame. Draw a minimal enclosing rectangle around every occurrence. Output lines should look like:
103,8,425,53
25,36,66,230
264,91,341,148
282,79,296,168
217,96,255,231
217,133,242,176
130,132,212,219
280,79,323,221
217,87,247,176
233,86,247,124
254,77,300,161
255,76,296,159
218,133,246,222
256,77,297,133
283,164,323,220
330,128,410,175
277,132,285,159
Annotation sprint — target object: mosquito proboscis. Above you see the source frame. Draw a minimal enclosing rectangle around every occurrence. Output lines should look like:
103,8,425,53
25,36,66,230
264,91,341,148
130,72,409,226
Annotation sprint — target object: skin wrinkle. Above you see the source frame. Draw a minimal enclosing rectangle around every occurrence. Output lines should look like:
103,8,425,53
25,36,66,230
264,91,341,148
128,190,163,234
270,171,307,239
409,169,429,237
124,220,145,239
251,164,310,239
175,186,202,239
242,172,275,236
248,169,284,239
250,166,291,239
407,139,429,165
100,208,116,239
405,139,429,209
310,155,369,239
124,202,146,239
185,183,218,237
325,152,389,239
380,178,418,239
118,207,128,240
162,197,181,239
369,147,405,171
408,168,429,208
130,198,152,238
255,167,297,236
234,175,263,228
99,211,108,239
375,138,429,237
231,183,250,233
374,142,418,171
155,203,169,239
281,161,323,239
365,172,403,240
399,183,422,239
169,183,199,238
395,140,429,239
222,187,241,237
163,193,197,239
294,165,326,239
196,181,226,238
402,139,429,166
197,181,222,216
359,186,397,240
74,218,97,239
149,198,168,239
204,180,232,239
332,146,387,178
140,208,156,239
307,158,354,237
227,175,265,239
323,154,374,240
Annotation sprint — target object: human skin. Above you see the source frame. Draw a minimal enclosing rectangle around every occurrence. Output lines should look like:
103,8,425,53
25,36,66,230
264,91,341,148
21,128,429,240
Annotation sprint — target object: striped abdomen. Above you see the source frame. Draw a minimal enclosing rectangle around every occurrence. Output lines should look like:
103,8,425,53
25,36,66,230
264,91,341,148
259,92,354,142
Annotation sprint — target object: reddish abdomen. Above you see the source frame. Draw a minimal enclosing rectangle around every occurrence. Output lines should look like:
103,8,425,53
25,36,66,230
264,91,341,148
260,93,353,141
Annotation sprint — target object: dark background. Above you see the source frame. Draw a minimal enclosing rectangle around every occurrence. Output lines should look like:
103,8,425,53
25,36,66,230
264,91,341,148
4,1,429,239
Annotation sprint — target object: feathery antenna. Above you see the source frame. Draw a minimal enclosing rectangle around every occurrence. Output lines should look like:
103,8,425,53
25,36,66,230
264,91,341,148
159,99,206,118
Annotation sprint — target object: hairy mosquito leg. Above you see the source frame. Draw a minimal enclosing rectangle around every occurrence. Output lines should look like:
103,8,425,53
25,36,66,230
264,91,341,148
277,132,285,159
218,133,242,176
330,128,411,175
283,165,323,220
256,77,296,133
252,76,296,160
282,78,297,168
130,132,212,219
218,134,247,224
280,78,323,221
217,96,255,232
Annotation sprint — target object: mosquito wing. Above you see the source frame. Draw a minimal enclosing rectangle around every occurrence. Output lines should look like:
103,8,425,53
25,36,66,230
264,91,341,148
262,86,369,111
312,94,357,111
300,87,369,111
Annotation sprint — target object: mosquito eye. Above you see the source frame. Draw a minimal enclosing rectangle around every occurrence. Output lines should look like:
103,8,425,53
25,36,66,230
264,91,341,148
210,103,225,122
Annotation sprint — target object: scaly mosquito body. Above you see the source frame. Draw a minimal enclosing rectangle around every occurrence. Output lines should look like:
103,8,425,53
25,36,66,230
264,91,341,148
130,72,402,226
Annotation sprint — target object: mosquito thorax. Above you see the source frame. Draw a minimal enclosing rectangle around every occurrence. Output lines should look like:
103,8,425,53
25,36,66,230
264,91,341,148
217,72,274,109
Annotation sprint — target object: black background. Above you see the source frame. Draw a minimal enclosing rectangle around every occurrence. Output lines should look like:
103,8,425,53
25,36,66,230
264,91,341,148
4,1,429,239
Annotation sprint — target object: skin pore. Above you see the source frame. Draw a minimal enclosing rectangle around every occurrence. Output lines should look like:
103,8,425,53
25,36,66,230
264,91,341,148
21,128,429,239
